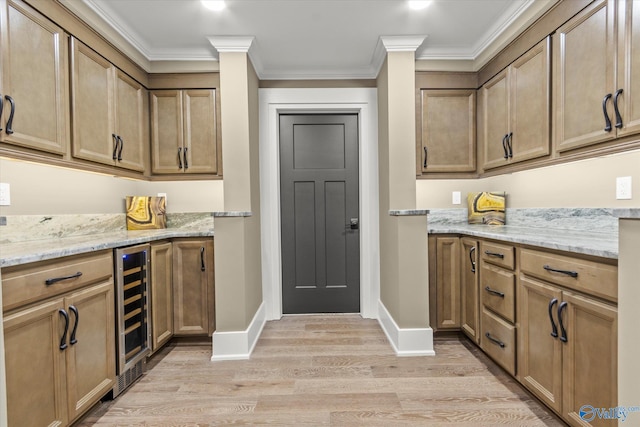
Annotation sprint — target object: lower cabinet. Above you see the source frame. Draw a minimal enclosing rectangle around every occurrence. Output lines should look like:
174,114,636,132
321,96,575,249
519,250,618,427
172,238,215,336
2,251,115,426
428,235,461,330
150,241,173,352
460,237,479,342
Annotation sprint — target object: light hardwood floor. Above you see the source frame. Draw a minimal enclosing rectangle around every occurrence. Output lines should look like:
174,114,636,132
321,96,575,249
76,315,566,426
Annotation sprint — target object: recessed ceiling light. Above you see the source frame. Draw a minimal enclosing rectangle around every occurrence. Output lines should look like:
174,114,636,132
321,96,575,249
408,0,432,11
202,0,226,11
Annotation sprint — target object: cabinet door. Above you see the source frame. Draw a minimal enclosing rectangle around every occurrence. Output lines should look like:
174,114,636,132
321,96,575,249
183,89,219,174
172,239,213,335
435,237,460,329
64,281,115,423
616,0,640,138
509,37,551,163
3,298,68,427
114,70,145,172
481,68,510,170
561,291,617,427
553,0,617,152
71,37,116,166
518,275,563,413
460,238,478,342
419,90,475,173
150,90,184,174
0,0,68,154
150,241,173,351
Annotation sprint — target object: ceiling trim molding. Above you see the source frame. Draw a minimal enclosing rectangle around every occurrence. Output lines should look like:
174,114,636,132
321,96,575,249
379,35,428,52
208,36,255,53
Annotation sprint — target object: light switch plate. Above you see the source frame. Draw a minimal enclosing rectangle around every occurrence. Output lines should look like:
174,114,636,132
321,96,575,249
616,176,632,200
452,191,461,205
0,183,10,206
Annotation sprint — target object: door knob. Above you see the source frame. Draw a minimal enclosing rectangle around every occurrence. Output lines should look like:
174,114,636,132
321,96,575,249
349,218,359,230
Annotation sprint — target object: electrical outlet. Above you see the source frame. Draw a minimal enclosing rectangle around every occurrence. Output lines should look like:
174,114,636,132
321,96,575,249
157,192,167,202
452,191,461,205
0,183,10,206
616,176,632,200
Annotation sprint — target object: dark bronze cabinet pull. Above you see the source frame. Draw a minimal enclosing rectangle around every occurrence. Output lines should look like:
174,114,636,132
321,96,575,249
603,93,612,132
178,147,183,169
469,246,476,273
183,147,189,169
200,247,205,271
484,250,504,259
502,134,508,159
485,286,505,298
507,132,513,158
45,271,83,286
485,332,505,348
0,93,3,132
423,146,427,168
69,305,79,345
543,265,578,278
548,298,558,338
5,95,15,134
613,88,623,129
59,309,69,350
112,134,119,160
558,301,568,342
117,136,124,161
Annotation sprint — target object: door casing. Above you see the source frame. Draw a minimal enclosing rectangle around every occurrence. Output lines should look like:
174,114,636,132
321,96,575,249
259,88,380,320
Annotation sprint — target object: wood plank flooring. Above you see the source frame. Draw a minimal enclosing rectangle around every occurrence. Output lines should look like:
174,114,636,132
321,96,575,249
75,315,566,426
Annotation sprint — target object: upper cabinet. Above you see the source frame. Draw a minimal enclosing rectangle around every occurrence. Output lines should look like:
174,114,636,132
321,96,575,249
150,89,220,175
554,0,640,153
480,37,550,170
418,89,476,174
0,0,69,155
71,37,146,172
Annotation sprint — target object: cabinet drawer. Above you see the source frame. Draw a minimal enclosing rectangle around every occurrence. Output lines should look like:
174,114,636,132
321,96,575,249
519,248,617,302
2,250,113,312
480,264,515,323
481,241,515,270
480,307,516,376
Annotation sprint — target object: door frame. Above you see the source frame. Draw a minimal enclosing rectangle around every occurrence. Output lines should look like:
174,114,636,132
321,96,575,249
259,88,380,320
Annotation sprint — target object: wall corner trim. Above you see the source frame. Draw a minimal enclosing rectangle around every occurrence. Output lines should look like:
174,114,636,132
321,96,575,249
211,302,266,361
377,300,435,357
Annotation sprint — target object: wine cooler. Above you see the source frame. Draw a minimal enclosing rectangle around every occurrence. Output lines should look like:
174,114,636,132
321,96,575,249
113,243,151,397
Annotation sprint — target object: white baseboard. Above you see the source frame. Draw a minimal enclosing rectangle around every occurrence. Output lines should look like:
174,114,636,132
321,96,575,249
211,302,266,361
377,300,435,357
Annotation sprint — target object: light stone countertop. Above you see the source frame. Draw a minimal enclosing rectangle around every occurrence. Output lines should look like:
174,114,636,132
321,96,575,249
428,222,618,259
0,227,214,268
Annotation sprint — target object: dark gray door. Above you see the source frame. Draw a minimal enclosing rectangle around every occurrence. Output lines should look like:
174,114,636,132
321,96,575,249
280,114,360,314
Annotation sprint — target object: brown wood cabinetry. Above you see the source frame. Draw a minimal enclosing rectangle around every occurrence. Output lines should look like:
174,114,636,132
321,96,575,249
0,0,69,155
71,37,146,172
1,251,115,426
479,240,517,375
418,90,476,173
428,236,461,330
460,237,479,342
172,238,215,336
150,89,220,175
480,37,550,170
150,241,173,352
554,0,640,153
518,248,617,426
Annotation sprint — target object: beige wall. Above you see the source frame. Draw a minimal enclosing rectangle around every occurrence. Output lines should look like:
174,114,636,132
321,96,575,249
213,52,262,332
0,158,224,215
417,149,640,209
377,53,429,329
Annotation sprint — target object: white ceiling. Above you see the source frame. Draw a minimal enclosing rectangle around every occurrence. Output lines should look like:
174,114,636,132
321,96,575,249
64,0,556,79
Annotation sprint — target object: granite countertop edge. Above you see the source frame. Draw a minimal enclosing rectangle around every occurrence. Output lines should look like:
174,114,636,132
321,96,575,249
428,223,618,259
0,228,214,268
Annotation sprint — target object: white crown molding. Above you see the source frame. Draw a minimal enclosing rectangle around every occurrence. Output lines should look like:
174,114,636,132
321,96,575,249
208,36,255,53
379,35,428,52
